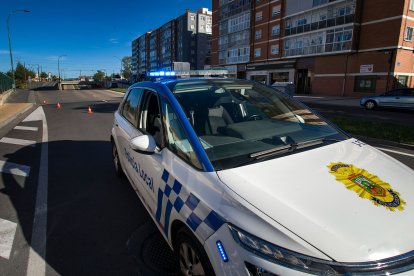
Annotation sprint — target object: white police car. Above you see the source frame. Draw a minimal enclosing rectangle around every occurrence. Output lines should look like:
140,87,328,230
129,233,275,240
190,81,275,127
111,79,414,275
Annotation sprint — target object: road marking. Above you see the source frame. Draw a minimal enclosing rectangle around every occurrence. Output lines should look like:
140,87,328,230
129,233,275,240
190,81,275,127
0,137,36,147
376,147,414,158
0,218,17,260
26,107,48,276
14,126,38,131
0,160,30,177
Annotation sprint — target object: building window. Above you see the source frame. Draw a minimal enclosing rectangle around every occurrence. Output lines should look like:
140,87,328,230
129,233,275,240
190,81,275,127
255,29,262,40
272,5,281,16
396,75,409,87
256,11,263,21
410,0,414,11
254,48,261,57
405,27,413,41
271,45,279,55
190,15,195,21
354,76,377,92
271,25,280,36
190,25,195,30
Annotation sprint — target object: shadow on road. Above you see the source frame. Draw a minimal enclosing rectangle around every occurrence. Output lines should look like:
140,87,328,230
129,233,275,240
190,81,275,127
2,140,177,275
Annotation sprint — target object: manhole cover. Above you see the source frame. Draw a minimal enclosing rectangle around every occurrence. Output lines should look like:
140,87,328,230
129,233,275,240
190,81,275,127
128,221,179,275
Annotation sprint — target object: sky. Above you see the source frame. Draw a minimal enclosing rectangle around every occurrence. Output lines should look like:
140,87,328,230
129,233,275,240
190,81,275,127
0,0,211,78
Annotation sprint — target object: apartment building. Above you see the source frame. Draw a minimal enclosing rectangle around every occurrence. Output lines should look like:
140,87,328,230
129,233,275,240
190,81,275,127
132,8,212,80
212,0,414,95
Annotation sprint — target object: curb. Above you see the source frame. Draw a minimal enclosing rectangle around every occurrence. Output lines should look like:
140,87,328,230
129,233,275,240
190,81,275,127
354,135,414,151
0,103,38,138
104,89,126,96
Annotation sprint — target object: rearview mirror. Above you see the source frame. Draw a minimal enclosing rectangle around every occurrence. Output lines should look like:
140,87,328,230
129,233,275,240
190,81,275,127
129,135,156,154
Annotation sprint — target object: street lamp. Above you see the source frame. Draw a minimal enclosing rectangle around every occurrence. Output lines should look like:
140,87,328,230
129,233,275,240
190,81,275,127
113,56,123,79
7,9,31,89
58,55,67,82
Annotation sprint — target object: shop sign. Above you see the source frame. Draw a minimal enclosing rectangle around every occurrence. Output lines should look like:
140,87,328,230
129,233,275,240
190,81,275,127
360,64,374,73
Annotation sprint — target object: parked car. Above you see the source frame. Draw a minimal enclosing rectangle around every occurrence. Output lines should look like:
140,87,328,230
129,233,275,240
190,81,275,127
271,81,296,96
112,79,414,275
360,88,414,110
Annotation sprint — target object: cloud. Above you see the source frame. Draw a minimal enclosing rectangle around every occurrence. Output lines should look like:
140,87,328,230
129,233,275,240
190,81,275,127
109,38,119,44
0,50,10,55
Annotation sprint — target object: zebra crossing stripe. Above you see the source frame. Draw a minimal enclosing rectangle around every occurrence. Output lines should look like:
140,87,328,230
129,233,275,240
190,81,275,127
0,137,36,147
0,160,30,177
14,126,38,131
0,218,17,260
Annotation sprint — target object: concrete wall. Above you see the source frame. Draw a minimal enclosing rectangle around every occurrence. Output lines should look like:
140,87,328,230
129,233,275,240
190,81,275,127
0,89,13,106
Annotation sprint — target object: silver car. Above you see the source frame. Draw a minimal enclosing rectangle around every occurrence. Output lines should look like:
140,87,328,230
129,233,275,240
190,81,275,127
360,88,414,110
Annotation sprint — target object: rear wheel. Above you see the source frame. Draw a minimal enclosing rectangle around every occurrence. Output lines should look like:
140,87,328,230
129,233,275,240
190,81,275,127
112,142,123,177
365,100,377,110
174,228,215,276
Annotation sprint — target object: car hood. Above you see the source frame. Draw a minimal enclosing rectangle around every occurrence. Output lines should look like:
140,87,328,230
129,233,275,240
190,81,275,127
217,139,414,262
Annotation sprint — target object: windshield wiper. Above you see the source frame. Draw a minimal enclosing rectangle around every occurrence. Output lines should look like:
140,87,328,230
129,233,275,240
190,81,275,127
250,144,293,159
250,138,342,160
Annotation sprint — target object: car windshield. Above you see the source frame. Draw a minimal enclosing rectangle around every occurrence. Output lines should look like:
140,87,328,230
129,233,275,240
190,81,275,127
168,80,348,170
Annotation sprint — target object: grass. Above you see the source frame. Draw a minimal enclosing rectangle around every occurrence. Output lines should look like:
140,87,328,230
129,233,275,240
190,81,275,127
329,116,414,145
109,88,127,93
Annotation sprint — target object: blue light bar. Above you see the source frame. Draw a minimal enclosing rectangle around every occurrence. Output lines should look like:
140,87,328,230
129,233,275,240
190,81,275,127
171,71,176,76
216,241,228,262
165,71,171,76
159,71,165,76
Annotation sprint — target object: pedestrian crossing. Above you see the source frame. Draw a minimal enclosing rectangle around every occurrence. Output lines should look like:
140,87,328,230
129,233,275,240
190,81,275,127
0,218,17,260
0,114,40,264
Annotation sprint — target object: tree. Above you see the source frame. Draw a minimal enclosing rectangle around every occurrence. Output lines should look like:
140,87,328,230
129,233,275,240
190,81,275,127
122,56,132,80
93,70,105,82
40,72,48,79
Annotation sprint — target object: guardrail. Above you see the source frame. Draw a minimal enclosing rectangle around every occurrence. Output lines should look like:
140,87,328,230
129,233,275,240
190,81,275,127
0,72,13,94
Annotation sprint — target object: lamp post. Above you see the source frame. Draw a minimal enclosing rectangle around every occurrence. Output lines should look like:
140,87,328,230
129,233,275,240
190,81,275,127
7,9,31,89
58,55,66,82
113,56,122,79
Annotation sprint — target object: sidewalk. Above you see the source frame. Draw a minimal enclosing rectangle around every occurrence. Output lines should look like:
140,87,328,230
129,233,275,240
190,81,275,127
294,95,361,107
0,90,37,137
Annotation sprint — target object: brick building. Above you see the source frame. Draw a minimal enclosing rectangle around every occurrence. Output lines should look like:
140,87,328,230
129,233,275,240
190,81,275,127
212,0,414,95
132,8,212,81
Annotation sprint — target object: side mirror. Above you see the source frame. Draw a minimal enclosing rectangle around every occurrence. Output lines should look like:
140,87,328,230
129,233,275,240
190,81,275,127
129,135,156,154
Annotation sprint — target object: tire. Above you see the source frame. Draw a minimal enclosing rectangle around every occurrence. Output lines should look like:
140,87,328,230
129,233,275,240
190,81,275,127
365,100,377,110
112,142,124,177
174,227,215,276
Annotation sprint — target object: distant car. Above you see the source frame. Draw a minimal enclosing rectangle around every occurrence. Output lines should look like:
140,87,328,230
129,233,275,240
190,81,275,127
271,82,296,96
360,88,414,110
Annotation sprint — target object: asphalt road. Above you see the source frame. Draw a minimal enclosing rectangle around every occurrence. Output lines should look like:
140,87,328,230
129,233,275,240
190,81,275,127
0,89,413,275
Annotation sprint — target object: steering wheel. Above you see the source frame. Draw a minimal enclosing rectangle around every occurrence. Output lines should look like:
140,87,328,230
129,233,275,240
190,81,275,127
246,114,263,121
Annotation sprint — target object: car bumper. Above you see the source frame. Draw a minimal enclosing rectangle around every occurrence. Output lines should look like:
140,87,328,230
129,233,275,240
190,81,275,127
204,224,414,275
204,224,310,276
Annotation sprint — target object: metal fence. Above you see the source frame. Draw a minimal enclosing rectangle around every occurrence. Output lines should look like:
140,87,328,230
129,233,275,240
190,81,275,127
0,72,13,94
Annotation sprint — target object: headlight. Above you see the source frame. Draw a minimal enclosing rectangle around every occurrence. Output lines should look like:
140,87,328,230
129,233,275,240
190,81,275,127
229,225,414,275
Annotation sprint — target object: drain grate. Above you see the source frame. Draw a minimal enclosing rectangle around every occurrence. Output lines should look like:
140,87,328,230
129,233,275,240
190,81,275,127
128,221,179,275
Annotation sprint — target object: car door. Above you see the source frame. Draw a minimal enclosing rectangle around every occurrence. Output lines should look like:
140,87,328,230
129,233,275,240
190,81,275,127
114,88,144,174
125,89,165,215
382,89,405,108
401,89,414,109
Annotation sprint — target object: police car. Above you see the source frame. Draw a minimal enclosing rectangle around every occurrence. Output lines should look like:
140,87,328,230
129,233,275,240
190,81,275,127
111,79,414,275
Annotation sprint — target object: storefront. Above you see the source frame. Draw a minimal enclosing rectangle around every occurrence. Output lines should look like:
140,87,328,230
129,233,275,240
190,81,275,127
246,62,296,86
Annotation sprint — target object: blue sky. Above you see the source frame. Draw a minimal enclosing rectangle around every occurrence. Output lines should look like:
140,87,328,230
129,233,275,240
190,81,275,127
0,0,211,78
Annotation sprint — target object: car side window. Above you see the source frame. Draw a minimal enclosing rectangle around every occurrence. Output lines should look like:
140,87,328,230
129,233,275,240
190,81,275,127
160,96,202,170
122,88,143,126
139,91,164,147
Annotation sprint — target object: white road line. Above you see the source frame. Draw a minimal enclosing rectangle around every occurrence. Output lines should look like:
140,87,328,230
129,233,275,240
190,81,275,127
376,147,414,158
0,137,36,147
14,126,38,131
0,160,30,177
0,218,17,260
27,107,48,276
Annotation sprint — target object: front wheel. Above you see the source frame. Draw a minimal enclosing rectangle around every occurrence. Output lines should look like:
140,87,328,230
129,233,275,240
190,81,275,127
112,142,124,177
365,100,377,110
174,228,215,276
